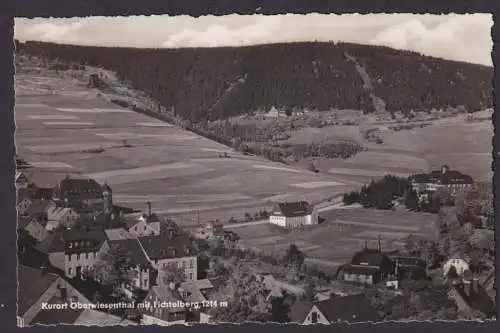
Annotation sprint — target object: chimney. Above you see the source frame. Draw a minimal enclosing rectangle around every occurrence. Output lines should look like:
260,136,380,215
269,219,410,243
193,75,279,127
147,202,152,217
463,279,472,296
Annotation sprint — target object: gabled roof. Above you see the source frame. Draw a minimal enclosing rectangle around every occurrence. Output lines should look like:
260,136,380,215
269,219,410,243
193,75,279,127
274,201,312,217
32,187,54,200
350,249,388,267
107,238,150,268
411,168,473,185
289,295,379,324
30,295,84,325
63,228,108,254
148,286,185,313
342,265,380,275
17,265,60,316
16,171,29,183
59,177,103,198
138,234,197,260
74,309,137,326
314,295,380,323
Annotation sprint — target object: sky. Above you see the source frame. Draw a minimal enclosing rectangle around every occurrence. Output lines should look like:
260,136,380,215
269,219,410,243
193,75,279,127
14,13,493,66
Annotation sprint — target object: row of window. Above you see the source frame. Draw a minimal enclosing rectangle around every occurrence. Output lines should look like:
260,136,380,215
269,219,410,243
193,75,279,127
67,265,92,276
67,252,96,261
160,259,195,269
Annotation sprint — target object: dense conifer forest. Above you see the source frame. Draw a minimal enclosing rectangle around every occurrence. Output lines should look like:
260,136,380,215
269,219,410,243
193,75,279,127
20,41,492,123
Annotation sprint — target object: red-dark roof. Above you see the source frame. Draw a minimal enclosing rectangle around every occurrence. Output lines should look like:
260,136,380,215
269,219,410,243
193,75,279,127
30,295,84,325
18,265,60,316
290,295,380,323
138,234,197,260
350,249,388,267
342,265,380,275
63,228,108,254
32,187,55,200
274,201,312,217
107,238,151,268
411,168,473,185
59,177,103,199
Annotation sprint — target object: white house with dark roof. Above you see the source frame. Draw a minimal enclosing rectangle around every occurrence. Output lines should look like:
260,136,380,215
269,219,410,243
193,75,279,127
138,234,198,282
16,171,30,189
269,201,318,228
443,257,470,277
341,246,394,285
141,285,187,326
410,165,473,195
126,203,161,237
40,228,108,279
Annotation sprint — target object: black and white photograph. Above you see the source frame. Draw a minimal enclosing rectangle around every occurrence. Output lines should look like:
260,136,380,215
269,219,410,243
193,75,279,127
14,13,495,326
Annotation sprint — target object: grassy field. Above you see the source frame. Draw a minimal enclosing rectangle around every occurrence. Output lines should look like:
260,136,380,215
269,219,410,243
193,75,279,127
286,110,493,182
15,69,357,224
234,208,438,267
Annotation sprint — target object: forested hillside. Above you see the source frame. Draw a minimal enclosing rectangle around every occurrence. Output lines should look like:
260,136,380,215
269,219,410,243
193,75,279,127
20,41,492,122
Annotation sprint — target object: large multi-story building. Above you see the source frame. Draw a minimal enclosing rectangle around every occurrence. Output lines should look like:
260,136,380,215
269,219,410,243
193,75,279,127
44,228,108,279
269,201,318,228
55,176,113,212
410,165,473,195
138,234,198,282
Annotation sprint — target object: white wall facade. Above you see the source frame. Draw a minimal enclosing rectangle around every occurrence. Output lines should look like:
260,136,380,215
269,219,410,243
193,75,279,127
443,258,470,277
129,220,160,237
269,214,311,228
153,256,198,282
303,305,330,325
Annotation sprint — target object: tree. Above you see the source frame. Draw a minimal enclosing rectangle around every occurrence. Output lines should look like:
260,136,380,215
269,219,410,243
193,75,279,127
161,262,186,286
85,245,138,301
447,265,458,279
403,188,419,211
210,265,270,323
283,244,305,271
301,282,316,302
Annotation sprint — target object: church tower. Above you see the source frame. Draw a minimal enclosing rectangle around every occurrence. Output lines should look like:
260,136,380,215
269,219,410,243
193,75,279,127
102,182,113,214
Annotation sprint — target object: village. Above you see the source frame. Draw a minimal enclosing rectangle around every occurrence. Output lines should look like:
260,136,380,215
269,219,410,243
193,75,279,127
16,159,495,326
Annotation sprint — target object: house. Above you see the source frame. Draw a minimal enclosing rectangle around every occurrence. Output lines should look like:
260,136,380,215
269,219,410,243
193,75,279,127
56,175,111,210
443,257,470,277
16,171,30,189
265,106,287,118
448,276,496,319
102,238,155,298
269,201,317,228
18,229,51,269
40,228,108,279
289,294,380,324
410,165,473,195
341,245,394,285
126,205,161,237
17,265,91,327
141,285,187,326
18,216,49,242
138,234,198,282
45,205,80,231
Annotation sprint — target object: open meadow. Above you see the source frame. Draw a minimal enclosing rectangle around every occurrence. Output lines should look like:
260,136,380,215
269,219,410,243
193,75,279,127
234,207,438,267
15,69,358,224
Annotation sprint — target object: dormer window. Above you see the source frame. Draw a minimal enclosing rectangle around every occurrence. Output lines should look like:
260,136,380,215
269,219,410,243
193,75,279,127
68,243,73,249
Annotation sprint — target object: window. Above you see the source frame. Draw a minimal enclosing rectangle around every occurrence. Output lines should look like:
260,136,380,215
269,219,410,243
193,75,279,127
311,311,318,324
144,226,146,231
71,296,78,303
189,259,194,268
143,279,148,287
68,267,72,275
76,254,80,260
85,253,88,260
189,272,193,280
